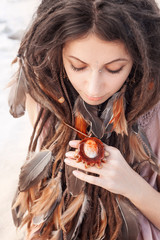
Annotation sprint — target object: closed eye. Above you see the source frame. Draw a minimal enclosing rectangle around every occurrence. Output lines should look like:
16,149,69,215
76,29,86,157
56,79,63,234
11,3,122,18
71,64,86,72
71,64,124,73
107,66,124,74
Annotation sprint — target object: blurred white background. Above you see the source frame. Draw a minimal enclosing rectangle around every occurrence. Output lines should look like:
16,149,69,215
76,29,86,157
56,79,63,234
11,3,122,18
0,0,160,239
0,1,39,239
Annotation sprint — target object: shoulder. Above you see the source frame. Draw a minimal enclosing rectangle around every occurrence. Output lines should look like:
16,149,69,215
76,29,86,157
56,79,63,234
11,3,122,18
138,101,160,130
26,94,39,127
138,101,160,158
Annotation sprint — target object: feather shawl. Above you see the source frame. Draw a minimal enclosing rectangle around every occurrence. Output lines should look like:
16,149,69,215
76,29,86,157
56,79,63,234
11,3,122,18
11,84,160,240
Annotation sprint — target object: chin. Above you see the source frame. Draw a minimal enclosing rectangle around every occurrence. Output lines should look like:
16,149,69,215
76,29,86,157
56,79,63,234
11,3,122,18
81,97,106,106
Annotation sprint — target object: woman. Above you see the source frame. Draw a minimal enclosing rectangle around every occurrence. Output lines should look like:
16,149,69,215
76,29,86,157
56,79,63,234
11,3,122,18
9,0,160,239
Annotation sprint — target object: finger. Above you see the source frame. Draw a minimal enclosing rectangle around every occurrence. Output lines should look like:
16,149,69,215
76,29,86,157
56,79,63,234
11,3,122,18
64,158,102,174
103,143,116,154
104,150,110,158
69,140,80,148
73,170,102,187
65,151,77,159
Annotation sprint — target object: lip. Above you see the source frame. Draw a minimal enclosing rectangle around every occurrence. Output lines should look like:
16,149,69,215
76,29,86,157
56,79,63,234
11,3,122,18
84,94,104,101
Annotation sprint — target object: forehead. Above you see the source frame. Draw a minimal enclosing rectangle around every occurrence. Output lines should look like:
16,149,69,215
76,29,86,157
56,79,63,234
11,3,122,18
63,33,131,63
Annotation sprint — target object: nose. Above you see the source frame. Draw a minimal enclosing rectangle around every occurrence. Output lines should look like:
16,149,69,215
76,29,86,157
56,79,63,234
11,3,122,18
87,71,104,96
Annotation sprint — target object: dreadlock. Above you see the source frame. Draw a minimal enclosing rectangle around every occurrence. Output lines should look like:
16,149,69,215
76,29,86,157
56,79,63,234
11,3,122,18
11,0,160,239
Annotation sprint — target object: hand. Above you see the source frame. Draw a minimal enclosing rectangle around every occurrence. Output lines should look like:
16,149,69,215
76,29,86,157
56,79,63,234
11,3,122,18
65,140,140,198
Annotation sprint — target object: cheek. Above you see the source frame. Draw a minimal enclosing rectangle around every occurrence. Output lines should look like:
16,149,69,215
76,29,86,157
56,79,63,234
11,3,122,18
117,65,133,85
64,64,85,90
63,63,76,86
65,69,76,84
107,79,124,95
65,70,83,91
107,69,131,93
108,75,126,88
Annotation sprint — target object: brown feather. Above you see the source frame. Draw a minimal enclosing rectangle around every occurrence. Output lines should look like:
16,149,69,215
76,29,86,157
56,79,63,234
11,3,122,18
138,128,160,173
130,125,160,173
73,96,104,138
129,131,149,161
96,198,107,240
67,194,89,240
60,192,85,231
29,185,41,204
64,123,86,197
20,212,32,229
19,150,52,191
116,197,139,240
27,223,43,240
11,190,29,227
31,173,62,216
50,230,63,240
65,165,86,197
11,56,18,65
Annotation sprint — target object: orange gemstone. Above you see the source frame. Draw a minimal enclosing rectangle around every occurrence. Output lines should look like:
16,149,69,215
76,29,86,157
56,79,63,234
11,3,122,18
84,139,98,158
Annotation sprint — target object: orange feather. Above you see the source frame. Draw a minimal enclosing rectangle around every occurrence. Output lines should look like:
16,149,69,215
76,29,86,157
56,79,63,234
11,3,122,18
109,90,128,136
75,112,88,139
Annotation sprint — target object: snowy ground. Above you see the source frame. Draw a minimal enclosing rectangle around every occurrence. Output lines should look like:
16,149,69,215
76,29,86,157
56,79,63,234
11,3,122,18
0,0,160,239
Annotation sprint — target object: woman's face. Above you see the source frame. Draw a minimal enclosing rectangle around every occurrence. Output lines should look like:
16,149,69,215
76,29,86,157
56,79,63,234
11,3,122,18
62,33,133,105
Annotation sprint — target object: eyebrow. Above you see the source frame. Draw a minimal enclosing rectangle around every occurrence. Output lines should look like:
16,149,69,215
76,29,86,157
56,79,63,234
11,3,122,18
68,56,128,65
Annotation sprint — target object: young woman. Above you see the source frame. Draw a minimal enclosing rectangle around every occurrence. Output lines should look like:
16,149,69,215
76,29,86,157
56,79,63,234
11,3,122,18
9,0,160,239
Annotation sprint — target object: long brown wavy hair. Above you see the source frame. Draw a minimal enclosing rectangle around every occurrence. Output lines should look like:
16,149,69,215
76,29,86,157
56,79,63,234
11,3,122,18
12,0,160,239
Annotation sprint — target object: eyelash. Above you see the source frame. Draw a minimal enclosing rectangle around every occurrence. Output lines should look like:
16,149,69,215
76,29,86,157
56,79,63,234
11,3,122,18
107,67,124,74
71,65,85,72
71,64,123,74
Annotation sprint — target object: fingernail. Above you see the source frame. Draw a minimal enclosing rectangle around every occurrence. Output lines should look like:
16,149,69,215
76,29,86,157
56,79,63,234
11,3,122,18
69,140,78,147
65,152,70,157
104,151,109,157
73,170,78,176
64,158,70,163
